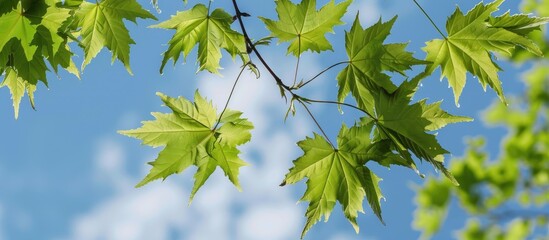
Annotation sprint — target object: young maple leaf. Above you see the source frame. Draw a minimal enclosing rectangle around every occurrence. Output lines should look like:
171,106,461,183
373,77,472,185
260,0,351,56
151,4,246,74
119,92,253,202
75,0,157,74
283,125,384,239
337,15,427,113
423,0,548,105
0,69,36,119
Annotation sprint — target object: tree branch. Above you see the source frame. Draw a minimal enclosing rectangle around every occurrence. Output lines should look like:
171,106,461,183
231,0,292,94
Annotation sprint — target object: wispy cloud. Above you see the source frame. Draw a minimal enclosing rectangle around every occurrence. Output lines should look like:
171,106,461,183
345,0,382,26
344,0,419,26
93,139,132,191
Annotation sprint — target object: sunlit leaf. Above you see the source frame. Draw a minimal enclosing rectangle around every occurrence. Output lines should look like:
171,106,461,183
283,125,384,238
260,0,351,56
75,0,157,73
119,92,253,202
152,4,246,74
424,0,547,105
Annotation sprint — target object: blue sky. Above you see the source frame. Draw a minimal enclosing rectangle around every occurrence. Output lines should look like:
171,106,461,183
0,0,535,239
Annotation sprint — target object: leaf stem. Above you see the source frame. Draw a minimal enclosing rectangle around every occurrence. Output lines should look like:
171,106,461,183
412,0,447,40
303,98,377,120
207,0,213,15
213,63,248,130
298,100,336,149
299,61,349,88
292,41,302,86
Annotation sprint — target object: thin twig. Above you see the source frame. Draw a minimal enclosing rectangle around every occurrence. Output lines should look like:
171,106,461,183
299,61,350,88
213,64,248,130
303,98,377,120
412,0,448,40
298,100,336,149
293,41,301,86
231,0,292,92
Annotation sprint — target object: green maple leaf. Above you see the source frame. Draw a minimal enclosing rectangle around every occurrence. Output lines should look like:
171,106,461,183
337,16,426,113
283,125,384,238
1,68,36,119
421,100,473,131
424,0,547,105
489,11,549,36
8,42,48,86
373,77,471,184
0,0,18,15
29,0,73,56
0,2,39,61
0,0,72,60
152,4,246,74
75,0,156,74
119,91,253,202
381,43,430,75
1,40,48,118
260,0,351,56
48,40,80,78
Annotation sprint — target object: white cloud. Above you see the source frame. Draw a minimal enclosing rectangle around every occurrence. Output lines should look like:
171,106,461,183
93,139,131,190
65,57,325,239
345,0,382,26
70,183,188,240
344,0,418,26
236,202,301,240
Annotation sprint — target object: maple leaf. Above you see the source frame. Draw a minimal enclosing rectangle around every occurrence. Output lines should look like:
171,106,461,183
28,0,73,56
48,40,80,78
260,0,351,56
152,4,246,74
0,68,36,119
373,77,471,185
119,92,253,202
0,40,48,118
424,0,547,105
0,2,40,61
75,0,157,74
337,16,426,113
283,125,384,238
381,43,430,75
0,0,18,15
489,11,549,36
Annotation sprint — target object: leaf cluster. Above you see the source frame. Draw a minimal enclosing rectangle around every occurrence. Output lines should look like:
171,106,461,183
0,0,155,118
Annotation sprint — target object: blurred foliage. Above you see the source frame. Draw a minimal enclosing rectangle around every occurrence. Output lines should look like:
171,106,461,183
413,1,549,239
